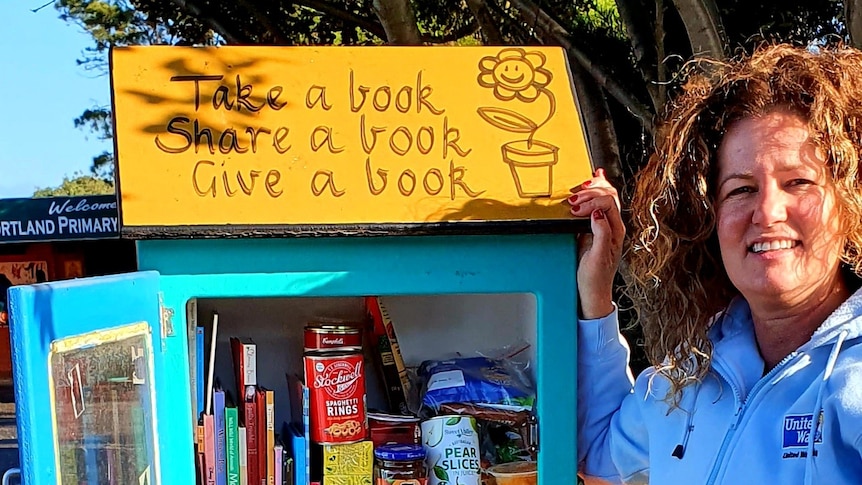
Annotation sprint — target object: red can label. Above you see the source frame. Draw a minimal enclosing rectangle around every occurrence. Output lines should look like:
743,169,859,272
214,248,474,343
305,353,367,444
304,326,363,352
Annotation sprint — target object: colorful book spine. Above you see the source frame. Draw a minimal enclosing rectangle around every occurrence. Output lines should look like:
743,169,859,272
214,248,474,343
226,406,240,485
197,423,206,485
215,388,227,485
256,388,268,485
245,396,260,485
239,427,248,485
366,296,411,414
231,337,257,412
273,442,283,485
266,389,275,485
204,414,217,485
287,423,306,485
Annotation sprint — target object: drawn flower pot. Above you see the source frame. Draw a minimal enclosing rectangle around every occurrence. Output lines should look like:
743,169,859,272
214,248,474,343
501,139,559,198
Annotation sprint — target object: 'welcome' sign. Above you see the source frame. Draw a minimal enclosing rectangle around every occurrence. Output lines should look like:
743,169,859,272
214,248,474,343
0,195,119,243
110,46,593,235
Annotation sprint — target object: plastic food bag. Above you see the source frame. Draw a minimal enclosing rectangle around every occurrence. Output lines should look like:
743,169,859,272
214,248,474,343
418,353,536,413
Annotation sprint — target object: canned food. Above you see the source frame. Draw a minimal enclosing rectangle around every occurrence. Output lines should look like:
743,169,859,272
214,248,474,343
304,324,363,352
421,416,481,485
304,352,368,444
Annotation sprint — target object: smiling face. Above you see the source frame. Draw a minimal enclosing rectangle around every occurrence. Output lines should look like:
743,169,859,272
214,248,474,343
715,109,846,307
493,59,534,91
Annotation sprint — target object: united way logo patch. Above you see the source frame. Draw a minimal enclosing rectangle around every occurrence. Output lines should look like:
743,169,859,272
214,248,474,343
783,413,823,448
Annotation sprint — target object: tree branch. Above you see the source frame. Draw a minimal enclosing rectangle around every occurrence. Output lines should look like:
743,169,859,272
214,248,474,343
238,0,290,44
371,0,422,45
421,20,480,44
655,0,667,110
670,0,726,59
292,0,387,40
568,57,624,186
465,0,505,45
170,0,246,44
846,0,862,49
615,0,662,111
509,0,655,132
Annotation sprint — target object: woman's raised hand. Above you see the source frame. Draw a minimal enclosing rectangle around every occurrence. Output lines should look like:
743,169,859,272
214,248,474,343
568,168,625,319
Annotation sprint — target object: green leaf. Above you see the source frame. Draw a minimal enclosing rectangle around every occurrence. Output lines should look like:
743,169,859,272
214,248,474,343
445,417,461,425
434,465,450,481
477,107,537,133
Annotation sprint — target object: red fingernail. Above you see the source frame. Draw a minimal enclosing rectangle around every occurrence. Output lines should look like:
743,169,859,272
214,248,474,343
593,210,604,220
568,194,579,204
572,204,581,211
583,180,592,187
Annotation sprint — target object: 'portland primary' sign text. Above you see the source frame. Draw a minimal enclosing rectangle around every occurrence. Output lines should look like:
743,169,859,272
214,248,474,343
0,195,119,243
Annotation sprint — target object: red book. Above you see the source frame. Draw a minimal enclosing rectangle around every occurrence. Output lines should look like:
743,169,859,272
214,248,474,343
244,395,260,485
230,337,257,419
255,388,268,485
203,414,216,485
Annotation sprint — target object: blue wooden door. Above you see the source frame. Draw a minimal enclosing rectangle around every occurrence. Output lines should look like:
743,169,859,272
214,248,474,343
7,271,184,485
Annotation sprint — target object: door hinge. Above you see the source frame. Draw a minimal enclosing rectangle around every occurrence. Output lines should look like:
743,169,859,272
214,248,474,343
159,292,175,351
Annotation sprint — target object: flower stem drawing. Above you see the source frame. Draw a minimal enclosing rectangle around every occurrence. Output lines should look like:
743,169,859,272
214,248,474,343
477,48,559,198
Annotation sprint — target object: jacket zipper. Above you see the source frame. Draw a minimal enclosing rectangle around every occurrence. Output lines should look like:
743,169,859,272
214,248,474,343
704,351,799,485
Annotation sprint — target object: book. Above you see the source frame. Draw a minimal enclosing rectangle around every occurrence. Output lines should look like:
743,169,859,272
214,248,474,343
187,298,199,421
204,414,217,485
214,387,227,485
265,389,275,485
273,441,283,485
197,423,206,485
244,393,260,485
256,388,268,485
285,422,306,485
239,427,248,485
231,337,257,416
366,296,411,414
226,406,241,485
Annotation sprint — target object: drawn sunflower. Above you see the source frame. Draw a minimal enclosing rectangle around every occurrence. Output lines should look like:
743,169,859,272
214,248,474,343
478,48,552,102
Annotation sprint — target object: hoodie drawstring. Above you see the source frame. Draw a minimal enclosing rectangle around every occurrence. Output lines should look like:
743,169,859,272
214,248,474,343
804,329,849,485
672,383,701,459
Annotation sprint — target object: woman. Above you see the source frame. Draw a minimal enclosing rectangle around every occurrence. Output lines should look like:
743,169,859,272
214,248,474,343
572,44,862,484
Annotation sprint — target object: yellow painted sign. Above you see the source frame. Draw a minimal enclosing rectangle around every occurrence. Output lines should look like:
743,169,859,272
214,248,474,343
110,46,593,228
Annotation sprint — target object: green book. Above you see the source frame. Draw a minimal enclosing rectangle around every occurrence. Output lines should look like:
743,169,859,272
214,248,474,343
225,406,240,485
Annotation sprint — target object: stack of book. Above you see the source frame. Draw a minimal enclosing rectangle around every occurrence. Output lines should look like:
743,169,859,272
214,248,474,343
194,313,293,485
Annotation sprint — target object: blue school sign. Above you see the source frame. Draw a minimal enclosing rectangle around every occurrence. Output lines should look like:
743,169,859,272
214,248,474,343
0,195,119,243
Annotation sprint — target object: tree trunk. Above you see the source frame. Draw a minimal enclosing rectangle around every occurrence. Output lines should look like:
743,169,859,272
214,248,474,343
615,0,662,112
847,0,862,49
568,58,624,187
671,0,726,59
465,0,504,45
507,0,655,133
372,0,422,45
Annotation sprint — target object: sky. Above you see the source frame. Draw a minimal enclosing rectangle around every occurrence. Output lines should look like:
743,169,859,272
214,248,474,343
0,1,111,198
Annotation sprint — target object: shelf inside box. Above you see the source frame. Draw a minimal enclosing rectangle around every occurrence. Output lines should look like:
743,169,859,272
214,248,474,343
191,293,537,434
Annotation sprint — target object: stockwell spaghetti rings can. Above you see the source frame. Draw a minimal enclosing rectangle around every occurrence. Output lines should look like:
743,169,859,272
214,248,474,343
304,351,368,444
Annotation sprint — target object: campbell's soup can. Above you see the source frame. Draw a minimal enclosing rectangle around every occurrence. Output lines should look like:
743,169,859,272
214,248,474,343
304,324,363,352
304,351,368,444
421,416,481,485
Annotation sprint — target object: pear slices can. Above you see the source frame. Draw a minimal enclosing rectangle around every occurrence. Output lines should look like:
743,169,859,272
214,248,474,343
421,415,481,485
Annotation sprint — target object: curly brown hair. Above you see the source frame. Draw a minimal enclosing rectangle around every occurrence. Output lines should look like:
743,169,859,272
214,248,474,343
624,43,862,403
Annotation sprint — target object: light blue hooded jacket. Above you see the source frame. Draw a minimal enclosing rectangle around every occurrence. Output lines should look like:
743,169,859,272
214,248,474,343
577,288,862,484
